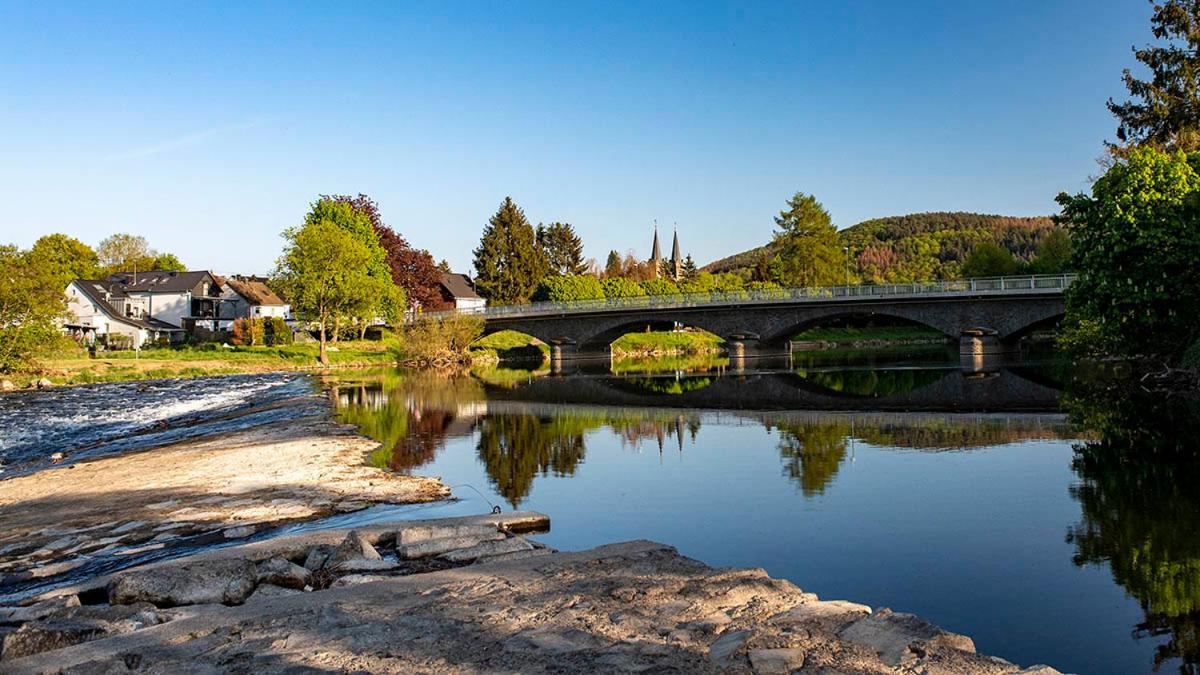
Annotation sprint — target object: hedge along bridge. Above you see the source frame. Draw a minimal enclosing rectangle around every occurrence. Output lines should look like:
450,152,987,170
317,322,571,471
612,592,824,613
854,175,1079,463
424,274,1076,360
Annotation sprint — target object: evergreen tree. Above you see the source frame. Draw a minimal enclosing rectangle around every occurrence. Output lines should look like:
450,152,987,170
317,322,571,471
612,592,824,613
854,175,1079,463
536,222,586,275
437,259,452,273
771,192,842,287
1109,0,1200,150
681,254,698,280
473,197,548,303
604,250,622,278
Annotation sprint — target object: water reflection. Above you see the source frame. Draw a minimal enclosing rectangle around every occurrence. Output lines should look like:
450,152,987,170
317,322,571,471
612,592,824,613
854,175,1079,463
1065,373,1200,673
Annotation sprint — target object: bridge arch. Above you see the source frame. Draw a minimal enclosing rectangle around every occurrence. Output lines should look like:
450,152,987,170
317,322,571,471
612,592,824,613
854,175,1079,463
765,310,958,346
580,318,729,353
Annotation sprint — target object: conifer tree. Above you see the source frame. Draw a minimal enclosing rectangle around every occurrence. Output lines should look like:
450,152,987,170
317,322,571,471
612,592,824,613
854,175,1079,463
536,222,587,275
681,255,698,280
771,192,842,287
604,250,622,278
473,197,548,303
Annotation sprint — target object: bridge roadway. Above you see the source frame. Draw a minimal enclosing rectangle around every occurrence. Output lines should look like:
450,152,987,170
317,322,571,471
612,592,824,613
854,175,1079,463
458,275,1074,360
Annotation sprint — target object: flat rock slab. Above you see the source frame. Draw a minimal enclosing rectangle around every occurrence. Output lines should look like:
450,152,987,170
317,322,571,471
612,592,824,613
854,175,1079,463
438,536,534,563
839,607,976,666
4,541,1059,675
107,559,258,608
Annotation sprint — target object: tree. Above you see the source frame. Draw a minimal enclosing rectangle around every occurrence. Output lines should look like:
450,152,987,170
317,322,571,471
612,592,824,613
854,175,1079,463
1109,0,1200,151
604,250,622,278
96,233,151,274
0,245,66,372
640,278,679,296
303,198,404,338
150,252,187,271
1030,229,1073,274
27,234,99,286
961,242,1018,277
771,192,842,287
437,259,452,273
536,222,586,275
473,197,547,304
1056,147,1200,360
681,255,698,280
601,277,645,299
275,219,374,364
532,275,605,302
325,194,442,311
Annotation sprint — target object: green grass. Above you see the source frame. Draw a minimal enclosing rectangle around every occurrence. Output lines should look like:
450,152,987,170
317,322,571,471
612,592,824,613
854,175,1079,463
470,330,550,362
610,330,724,356
792,324,947,343
8,340,397,389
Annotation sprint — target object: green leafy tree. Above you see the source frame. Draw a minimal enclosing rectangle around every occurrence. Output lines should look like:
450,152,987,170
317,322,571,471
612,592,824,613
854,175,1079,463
1109,0,1200,151
771,192,842,287
536,222,587,275
275,219,373,364
681,254,698,280
1056,147,1200,360
473,197,548,304
604,250,622,278
302,198,404,337
0,245,67,372
27,234,99,286
1030,229,1074,274
150,252,187,271
96,233,151,274
640,278,679,296
961,241,1018,278
532,274,605,302
601,277,645,299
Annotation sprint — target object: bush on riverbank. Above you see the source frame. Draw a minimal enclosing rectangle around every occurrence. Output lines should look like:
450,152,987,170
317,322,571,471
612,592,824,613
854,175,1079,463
396,314,484,366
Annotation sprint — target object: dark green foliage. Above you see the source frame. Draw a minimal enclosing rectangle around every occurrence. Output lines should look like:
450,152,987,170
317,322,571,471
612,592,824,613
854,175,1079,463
532,274,605,302
681,254,698,280
1030,229,1074,274
536,222,587,275
1108,0,1200,150
265,317,292,345
961,242,1018,277
476,413,586,508
771,193,843,287
604,250,622,278
473,197,548,304
1056,147,1200,360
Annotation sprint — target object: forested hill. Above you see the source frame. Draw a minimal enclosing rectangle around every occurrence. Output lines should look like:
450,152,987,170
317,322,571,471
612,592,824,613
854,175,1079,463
703,211,1059,281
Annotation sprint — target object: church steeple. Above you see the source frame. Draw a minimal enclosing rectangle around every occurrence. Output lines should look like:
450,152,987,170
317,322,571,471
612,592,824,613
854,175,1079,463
671,228,682,280
650,222,662,278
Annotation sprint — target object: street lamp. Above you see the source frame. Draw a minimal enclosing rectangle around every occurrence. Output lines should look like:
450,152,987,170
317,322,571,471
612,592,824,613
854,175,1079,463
843,246,850,288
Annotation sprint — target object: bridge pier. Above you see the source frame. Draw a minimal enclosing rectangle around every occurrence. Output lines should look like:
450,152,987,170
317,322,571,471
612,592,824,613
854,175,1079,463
959,332,1016,358
549,342,579,363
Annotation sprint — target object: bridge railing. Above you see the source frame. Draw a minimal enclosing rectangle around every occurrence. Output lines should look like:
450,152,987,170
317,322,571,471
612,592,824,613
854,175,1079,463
414,274,1076,322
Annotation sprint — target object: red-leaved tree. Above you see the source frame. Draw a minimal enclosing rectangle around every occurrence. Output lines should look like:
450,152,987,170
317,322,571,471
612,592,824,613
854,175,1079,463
324,193,446,310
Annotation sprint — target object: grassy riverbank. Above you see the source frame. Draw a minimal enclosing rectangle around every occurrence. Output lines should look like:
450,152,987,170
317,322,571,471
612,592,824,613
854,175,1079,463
9,341,396,388
792,324,948,345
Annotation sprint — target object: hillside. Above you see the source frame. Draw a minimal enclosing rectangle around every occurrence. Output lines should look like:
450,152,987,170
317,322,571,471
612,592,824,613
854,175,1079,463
703,211,1059,282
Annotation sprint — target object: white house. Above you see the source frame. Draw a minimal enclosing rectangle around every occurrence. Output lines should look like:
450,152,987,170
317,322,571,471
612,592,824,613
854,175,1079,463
64,280,184,349
105,270,225,330
438,273,486,311
219,276,291,322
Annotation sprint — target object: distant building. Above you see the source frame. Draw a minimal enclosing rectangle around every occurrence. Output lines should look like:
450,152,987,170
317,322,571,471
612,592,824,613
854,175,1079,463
437,273,486,311
648,225,685,281
63,269,291,347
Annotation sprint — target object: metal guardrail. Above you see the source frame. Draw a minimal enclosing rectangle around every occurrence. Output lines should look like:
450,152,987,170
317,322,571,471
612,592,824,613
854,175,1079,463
414,274,1076,322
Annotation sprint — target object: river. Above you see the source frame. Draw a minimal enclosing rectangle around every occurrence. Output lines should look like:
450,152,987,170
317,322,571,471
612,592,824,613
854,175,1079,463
324,350,1198,675
0,349,1194,674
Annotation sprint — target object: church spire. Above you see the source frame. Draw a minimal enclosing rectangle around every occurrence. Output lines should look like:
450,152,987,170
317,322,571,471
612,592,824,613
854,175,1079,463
671,226,682,280
650,221,662,278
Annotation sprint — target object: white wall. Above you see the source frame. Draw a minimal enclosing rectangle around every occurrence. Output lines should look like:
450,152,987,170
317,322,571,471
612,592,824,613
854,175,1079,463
64,283,149,348
131,291,189,328
455,297,486,311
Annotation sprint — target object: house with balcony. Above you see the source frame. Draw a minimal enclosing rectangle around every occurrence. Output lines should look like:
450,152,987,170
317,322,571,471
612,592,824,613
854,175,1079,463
64,279,185,349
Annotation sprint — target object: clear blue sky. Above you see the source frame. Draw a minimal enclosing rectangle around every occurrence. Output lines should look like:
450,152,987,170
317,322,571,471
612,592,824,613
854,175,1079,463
0,1,1152,275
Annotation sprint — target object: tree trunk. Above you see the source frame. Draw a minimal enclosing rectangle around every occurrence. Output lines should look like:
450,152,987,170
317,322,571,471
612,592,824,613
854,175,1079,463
332,316,340,343
359,320,368,340
318,314,329,365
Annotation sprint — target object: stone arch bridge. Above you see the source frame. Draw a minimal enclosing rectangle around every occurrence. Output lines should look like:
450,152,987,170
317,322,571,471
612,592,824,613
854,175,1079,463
463,275,1073,359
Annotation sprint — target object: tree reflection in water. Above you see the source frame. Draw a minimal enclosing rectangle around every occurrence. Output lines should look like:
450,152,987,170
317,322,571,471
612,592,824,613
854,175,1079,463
1065,375,1200,673
774,421,850,497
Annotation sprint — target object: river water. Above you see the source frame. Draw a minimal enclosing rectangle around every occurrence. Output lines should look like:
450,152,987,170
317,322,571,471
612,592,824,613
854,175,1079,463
0,349,1194,674
324,350,1198,675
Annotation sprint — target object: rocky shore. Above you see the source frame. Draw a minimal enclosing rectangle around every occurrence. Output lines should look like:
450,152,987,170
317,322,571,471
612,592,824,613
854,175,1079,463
0,394,447,601
0,512,1058,674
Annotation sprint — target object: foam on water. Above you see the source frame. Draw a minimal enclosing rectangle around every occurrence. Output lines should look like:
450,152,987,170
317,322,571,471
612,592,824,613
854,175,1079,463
0,373,314,475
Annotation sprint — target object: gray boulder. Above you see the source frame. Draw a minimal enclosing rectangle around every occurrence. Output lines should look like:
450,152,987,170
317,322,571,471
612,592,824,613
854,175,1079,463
108,559,258,607
303,544,336,571
256,556,311,590
322,530,386,572
1,618,111,661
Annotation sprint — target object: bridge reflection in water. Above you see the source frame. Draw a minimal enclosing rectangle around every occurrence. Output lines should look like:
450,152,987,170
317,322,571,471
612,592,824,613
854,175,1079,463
326,356,1200,674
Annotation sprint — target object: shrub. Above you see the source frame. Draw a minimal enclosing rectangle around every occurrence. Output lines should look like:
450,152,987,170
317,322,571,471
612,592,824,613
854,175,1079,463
232,318,266,346
640,278,680,296
532,275,605,302
601,277,645,299
397,314,484,365
264,317,293,345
